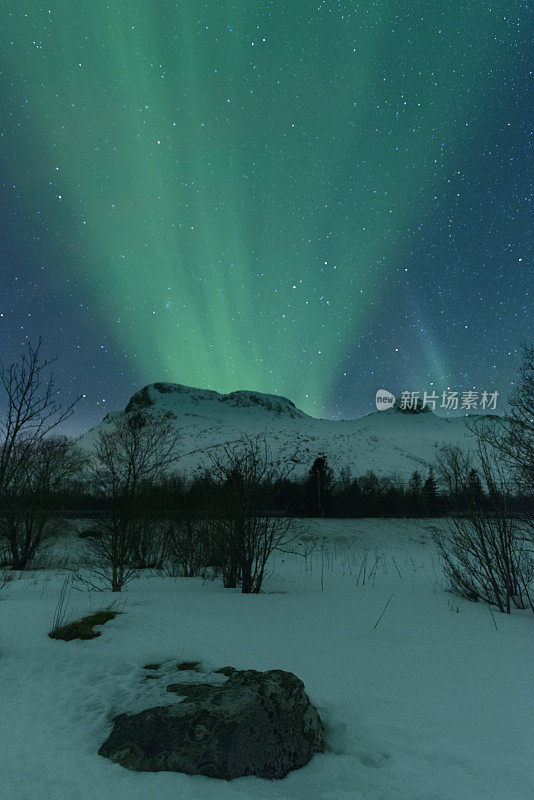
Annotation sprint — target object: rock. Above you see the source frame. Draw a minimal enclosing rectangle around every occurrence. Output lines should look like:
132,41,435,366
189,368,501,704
99,668,325,779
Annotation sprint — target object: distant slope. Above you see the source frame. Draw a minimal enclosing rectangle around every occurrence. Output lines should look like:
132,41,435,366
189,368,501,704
78,382,479,479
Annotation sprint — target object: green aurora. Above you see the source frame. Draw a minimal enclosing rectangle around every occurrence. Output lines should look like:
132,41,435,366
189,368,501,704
3,1,526,415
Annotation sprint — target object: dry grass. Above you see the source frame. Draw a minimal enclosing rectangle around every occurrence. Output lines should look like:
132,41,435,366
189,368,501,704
49,610,119,641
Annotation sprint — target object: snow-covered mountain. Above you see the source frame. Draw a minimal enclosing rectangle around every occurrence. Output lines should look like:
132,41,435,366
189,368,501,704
78,382,481,480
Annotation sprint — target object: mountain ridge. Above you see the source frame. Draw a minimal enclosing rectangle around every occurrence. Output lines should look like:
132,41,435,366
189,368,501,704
123,382,306,420
78,381,487,479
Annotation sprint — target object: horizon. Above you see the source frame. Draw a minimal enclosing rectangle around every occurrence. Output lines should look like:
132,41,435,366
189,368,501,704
1,2,530,433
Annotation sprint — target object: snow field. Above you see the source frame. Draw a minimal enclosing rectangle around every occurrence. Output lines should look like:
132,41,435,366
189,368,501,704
0,518,532,800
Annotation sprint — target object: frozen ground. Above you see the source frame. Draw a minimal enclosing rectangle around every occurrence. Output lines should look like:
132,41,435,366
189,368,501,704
0,518,532,800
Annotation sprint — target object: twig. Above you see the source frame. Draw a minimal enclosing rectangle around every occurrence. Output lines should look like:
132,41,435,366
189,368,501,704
373,593,394,630
391,556,402,578
488,602,498,632
51,574,72,631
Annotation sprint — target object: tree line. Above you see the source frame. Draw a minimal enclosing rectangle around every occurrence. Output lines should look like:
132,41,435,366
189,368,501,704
0,339,532,611
59,456,531,521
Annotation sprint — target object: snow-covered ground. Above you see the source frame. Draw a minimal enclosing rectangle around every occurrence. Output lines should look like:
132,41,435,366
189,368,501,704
1,518,532,800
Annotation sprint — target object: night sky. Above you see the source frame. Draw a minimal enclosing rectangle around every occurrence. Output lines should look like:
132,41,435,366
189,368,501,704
1,1,532,433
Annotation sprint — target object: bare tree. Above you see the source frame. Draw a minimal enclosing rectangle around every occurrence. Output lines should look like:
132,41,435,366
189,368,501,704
0,340,79,568
498,343,533,494
434,442,533,613
470,345,534,544
203,435,297,593
164,518,211,578
0,436,84,569
0,339,77,494
78,411,179,591
435,446,473,503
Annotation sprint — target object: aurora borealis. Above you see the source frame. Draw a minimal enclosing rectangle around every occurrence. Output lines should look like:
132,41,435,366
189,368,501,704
1,2,532,428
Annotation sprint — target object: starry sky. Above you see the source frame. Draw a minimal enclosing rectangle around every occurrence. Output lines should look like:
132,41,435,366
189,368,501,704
1,1,532,432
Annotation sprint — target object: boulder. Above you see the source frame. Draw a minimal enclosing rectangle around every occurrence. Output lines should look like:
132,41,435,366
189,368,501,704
99,668,325,779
